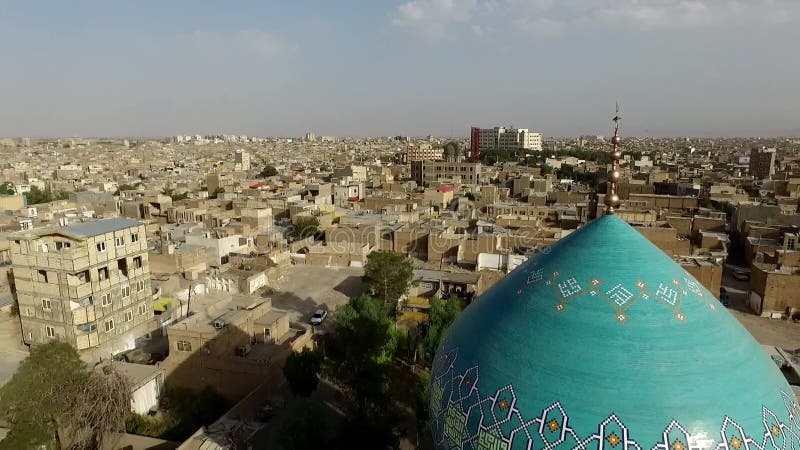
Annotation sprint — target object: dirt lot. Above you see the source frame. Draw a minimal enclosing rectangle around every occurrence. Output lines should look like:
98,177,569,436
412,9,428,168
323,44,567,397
730,310,800,349
269,265,364,323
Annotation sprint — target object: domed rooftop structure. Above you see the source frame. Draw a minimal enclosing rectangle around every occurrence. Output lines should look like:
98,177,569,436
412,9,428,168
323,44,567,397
430,215,800,450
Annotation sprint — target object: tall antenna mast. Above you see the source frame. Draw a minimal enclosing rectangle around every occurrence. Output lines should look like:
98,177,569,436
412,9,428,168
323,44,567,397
604,103,622,214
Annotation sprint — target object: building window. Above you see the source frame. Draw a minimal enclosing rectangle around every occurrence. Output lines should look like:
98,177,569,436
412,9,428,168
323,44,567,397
101,293,112,307
45,325,55,338
138,303,148,316
41,298,52,310
104,319,114,332
76,270,90,283
115,236,125,247
137,281,145,292
133,256,142,269
131,233,139,243
41,243,49,253
96,242,106,252
55,241,71,250
98,267,109,281
117,258,129,277
121,286,130,298
38,270,48,283
176,340,192,352
124,310,133,321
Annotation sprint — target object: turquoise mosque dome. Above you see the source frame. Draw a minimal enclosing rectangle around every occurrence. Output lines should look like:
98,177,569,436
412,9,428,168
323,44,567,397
430,215,800,450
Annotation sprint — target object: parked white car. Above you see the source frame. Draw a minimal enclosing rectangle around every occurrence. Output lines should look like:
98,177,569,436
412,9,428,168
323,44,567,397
310,309,328,325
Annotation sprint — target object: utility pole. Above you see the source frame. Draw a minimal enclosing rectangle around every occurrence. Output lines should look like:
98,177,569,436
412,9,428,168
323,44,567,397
185,284,193,318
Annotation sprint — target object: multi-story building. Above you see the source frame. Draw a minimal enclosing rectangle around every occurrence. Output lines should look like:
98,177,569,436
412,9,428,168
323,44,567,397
10,218,156,358
234,149,251,171
411,161,482,187
206,172,234,194
473,126,542,152
750,147,777,180
332,165,367,183
406,144,444,162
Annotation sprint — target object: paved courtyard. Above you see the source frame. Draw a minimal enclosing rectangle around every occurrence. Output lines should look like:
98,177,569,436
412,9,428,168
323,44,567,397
269,265,365,323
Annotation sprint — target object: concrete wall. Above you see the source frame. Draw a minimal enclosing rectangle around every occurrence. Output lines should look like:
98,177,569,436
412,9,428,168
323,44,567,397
131,373,164,415
634,226,692,256
681,262,722,298
0,195,24,211
666,216,692,237
750,264,800,315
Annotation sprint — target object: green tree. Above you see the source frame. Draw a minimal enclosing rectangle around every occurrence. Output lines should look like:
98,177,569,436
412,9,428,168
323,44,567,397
0,182,15,195
417,296,461,367
277,399,328,450
114,183,140,195
0,342,131,450
162,188,189,202
363,251,414,314
25,185,53,204
327,295,397,406
284,217,319,242
325,295,403,448
411,371,431,440
259,165,278,177
283,348,322,397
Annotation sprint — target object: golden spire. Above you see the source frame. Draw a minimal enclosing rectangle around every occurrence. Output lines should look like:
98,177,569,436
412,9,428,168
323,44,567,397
604,103,622,214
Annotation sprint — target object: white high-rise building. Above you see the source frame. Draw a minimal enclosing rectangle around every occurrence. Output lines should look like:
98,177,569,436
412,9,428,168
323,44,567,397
234,149,251,171
475,126,542,151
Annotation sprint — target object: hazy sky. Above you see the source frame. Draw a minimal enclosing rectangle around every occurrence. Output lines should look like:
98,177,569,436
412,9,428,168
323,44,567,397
1,1,799,138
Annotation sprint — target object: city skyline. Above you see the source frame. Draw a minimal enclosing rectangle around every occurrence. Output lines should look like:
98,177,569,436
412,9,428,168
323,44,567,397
1,1,799,138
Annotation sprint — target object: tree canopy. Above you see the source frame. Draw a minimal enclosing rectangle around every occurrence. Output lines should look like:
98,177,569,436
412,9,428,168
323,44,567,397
283,347,322,397
277,399,329,450
115,183,141,193
161,188,189,202
0,182,14,195
25,186,69,205
284,217,319,242
0,341,131,450
259,165,279,178
325,294,403,449
416,295,461,367
363,251,414,314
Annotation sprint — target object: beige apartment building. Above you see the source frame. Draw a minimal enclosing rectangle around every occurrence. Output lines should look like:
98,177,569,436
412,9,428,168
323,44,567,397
10,218,156,357
406,144,444,162
411,161,482,187
475,127,542,151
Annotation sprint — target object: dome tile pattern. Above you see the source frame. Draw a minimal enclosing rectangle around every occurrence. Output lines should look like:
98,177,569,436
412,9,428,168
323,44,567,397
430,215,800,450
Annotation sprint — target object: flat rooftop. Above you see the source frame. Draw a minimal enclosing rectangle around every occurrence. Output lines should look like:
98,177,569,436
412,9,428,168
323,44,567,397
36,218,141,239
170,295,268,333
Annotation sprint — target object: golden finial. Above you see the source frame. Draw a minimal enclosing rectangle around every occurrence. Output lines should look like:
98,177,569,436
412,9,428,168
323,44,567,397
604,103,622,214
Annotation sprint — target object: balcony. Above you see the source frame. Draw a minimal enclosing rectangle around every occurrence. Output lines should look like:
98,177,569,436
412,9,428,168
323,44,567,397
72,305,96,325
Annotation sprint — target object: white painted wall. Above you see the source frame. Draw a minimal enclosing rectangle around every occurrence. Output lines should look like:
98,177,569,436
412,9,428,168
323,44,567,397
130,374,163,415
